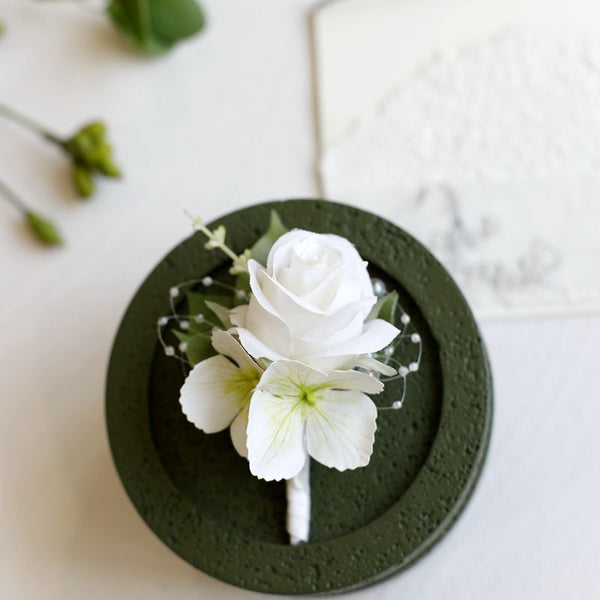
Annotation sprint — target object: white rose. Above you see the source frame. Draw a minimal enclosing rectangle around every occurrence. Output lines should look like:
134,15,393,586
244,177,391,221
231,229,399,369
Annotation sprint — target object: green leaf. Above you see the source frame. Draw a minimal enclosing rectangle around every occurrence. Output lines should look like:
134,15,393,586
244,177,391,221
186,291,232,333
107,0,205,55
107,0,152,51
25,211,62,246
250,210,288,267
234,272,250,307
149,0,205,42
173,330,214,366
204,300,232,328
172,291,231,364
368,291,399,324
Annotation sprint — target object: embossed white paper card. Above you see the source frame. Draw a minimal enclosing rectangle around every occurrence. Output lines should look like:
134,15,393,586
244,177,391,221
314,0,600,317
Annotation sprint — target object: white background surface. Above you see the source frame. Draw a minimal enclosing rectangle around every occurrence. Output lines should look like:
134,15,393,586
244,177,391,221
0,1,599,598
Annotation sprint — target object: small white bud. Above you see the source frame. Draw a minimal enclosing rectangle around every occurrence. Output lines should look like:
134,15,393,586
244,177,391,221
409,362,419,372
202,276,213,287
411,333,421,343
164,346,175,356
169,287,179,298
180,320,190,330
401,314,410,325
158,316,169,326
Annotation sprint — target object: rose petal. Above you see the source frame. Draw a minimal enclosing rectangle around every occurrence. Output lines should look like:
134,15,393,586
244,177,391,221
179,355,244,433
316,318,400,358
267,229,313,276
259,267,375,340
306,389,377,471
230,402,250,458
295,300,372,344
247,389,307,481
229,304,248,327
235,326,287,362
245,295,292,357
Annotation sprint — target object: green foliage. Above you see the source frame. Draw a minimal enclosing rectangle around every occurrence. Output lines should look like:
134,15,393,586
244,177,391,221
250,210,288,267
368,291,399,324
174,292,232,365
170,211,287,364
72,164,94,198
25,211,62,246
173,329,213,366
65,121,121,198
107,0,205,55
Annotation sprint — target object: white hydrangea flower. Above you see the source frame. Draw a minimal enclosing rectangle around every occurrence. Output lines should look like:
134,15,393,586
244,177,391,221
246,359,383,481
179,329,262,458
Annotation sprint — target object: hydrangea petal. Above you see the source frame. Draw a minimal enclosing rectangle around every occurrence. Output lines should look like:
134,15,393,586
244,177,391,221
325,369,384,394
306,389,377,471
179,355,244,433
356,355,397,377
247,389,307,481
211,329,256,370
230,402,250,458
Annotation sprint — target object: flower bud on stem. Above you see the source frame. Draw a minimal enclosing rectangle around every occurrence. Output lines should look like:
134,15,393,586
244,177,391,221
0,102,121,199
0,176,62,246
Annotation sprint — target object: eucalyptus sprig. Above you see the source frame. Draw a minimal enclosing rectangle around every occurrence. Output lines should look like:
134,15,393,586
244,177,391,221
0,103,120,199
0,176,62,246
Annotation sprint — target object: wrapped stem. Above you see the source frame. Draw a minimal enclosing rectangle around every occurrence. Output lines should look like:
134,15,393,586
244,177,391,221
286,459,310,545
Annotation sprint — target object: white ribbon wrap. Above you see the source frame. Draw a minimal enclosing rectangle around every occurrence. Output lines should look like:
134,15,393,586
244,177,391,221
286,459,311,544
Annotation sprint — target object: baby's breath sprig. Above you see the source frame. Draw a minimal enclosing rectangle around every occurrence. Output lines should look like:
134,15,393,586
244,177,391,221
185,210,250,275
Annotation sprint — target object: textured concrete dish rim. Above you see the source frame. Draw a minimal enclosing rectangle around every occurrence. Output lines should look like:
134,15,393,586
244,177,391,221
106,199,493,596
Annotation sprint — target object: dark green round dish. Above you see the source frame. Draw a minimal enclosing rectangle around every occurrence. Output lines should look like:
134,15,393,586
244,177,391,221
106,199,493,595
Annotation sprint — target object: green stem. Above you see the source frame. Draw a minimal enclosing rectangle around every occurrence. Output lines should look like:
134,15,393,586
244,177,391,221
0,176,27,214
0,102,65,147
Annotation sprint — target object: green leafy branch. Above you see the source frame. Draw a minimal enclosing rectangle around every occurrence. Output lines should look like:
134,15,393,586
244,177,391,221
170,210,289,365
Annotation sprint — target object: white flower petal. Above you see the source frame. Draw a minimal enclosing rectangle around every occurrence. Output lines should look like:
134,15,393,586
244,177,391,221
235,326,287,362
325,369,384,394
306,389,377,471
295,301,371,344
244,296,292,358
229,304,248,328
230,402,250,458
211,329,257,370
316,318,400,358
247,389,307,481
355,355,397,377
258,359,328,397
179,355,243,433
267,229,313,276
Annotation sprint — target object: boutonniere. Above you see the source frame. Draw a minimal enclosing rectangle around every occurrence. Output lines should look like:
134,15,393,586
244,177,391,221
158,211,422,544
